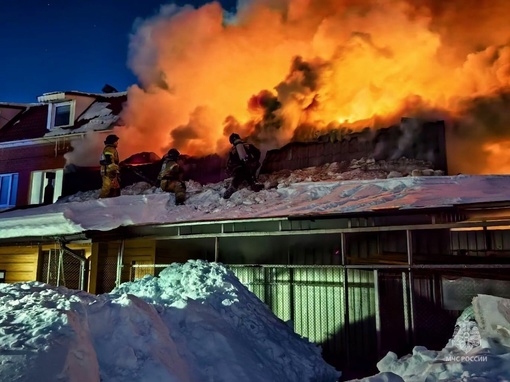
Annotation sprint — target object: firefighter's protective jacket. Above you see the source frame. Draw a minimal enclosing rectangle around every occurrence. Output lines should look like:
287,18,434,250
100,144,120,179
158,159,183,182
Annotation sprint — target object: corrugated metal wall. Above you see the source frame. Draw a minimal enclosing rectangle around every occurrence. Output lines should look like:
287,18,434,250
228,264,510,379
229,265,378,377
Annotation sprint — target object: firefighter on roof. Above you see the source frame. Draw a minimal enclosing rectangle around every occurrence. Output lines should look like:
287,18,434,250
158,148,187,205
99,134,121,198
223,133,264,199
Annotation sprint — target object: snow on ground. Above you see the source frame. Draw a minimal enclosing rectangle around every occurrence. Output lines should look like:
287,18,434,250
2,260,510,382
351,294,510,382
0,260,340,382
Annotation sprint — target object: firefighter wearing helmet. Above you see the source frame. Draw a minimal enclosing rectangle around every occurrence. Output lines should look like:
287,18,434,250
99,134,121,198
223,133,263,199
157,148,187,205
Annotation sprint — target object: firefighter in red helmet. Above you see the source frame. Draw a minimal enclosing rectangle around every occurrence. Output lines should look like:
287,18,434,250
223,133,263,199
158,148,187,205
99,134,121,198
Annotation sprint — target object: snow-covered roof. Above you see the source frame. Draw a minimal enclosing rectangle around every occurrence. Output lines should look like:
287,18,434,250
39,90,127,99
65,90,127,98
43,92,126,137
1,175,510,241
0,102,36,108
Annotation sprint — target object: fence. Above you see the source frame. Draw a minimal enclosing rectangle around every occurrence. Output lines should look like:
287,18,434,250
40,248,87,290
126,262,510,379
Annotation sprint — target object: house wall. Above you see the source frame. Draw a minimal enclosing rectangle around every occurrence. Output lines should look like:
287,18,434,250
0,142,70,205
0,245,39,283
0,242,93,286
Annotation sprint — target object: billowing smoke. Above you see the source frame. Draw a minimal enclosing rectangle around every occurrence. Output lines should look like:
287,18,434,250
112,0,510,174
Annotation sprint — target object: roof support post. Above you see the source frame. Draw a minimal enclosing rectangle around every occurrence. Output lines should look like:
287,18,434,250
115,240,125,288
373,269,382,359
406,230,413,266
214,237,219,262
340,232,350,367
405,230,415,344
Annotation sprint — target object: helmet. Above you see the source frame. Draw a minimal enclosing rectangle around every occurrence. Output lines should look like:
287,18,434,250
167,148,180,160
229,133,241,145
104,134,119,145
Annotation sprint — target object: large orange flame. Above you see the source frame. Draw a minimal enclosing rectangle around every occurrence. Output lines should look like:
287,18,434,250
116,0,510,175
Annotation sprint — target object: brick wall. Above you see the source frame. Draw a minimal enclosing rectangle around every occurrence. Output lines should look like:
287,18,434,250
0,143,69,205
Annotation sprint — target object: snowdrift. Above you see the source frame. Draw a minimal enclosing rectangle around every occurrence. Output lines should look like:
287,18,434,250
0,260,340,382
353,294,510,382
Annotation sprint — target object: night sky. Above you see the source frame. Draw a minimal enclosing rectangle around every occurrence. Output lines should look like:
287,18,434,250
0,0,237,103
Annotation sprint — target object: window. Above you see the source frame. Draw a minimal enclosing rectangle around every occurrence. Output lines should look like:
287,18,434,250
0,173,18,208
30,169,63,205
48,101,75,129
55,104,71,126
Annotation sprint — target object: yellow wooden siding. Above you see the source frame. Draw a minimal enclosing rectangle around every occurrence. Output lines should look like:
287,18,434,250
0,246,39,283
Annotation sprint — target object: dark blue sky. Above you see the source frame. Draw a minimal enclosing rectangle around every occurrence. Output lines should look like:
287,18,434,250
0,0,237,103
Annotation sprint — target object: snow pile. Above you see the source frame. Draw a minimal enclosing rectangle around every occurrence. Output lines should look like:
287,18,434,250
57,157,437,204
0,260,340,382
352,295,510,382
258,157,440,186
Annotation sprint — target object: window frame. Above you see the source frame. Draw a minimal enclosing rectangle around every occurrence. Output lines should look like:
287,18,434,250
0,173,19,208
29,169,64,205
47,100,75,129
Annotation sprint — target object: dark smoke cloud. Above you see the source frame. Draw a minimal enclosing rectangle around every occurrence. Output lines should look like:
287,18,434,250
447,90,510,174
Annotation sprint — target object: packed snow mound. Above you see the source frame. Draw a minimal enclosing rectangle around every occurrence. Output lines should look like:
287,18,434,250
0,260,340,382
351,295,510,382
113,260,341,382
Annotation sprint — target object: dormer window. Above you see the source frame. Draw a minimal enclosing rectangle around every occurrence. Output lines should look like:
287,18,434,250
54,103,71,126
48,101,75,129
